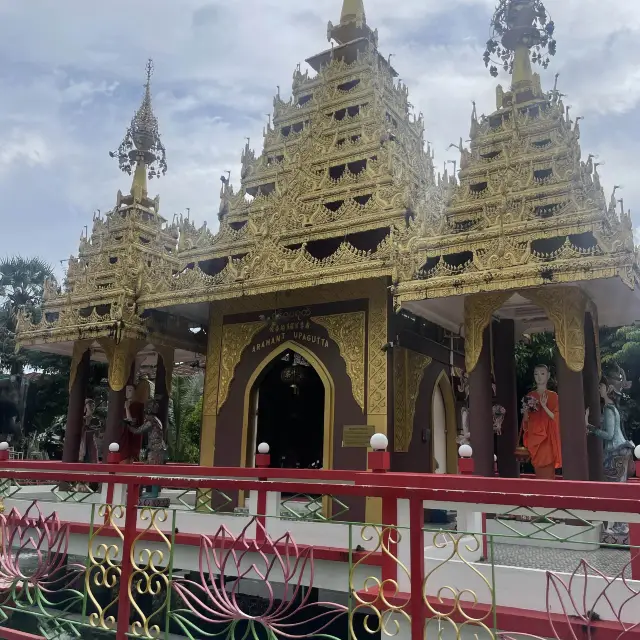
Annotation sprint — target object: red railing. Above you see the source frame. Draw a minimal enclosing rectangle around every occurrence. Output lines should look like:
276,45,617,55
0,455,639,640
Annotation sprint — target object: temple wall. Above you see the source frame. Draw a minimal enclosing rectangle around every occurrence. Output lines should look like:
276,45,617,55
213,298,368,473
391,331,464,475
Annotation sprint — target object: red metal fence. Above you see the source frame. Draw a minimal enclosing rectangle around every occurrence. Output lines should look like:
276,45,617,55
0,458,639,639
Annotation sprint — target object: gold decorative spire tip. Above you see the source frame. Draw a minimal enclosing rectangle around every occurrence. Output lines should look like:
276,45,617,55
110,58,167,181
327,0,376,46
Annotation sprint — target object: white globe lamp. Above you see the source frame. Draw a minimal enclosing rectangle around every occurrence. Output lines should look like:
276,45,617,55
458,444,473,459
258,442,270,455
370,433,388,452
109,443,120,453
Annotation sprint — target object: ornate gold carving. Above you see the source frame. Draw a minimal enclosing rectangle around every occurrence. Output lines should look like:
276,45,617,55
464,292,511,373
128,508,173,638
350,524,411,630
313,311,366,411
86,504,125,632
368,282,388,416
393,347,432,453
203,311,223,417
217,321,265,412
99,337,146,391
523,287,587,372
68,339,93,392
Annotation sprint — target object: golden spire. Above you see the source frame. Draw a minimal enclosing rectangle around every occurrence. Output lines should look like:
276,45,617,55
110,59,167,204
328,0,376,46
341,0,366,24
483,0,557,97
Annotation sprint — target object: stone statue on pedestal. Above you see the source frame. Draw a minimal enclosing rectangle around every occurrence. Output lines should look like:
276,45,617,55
587,374,635,539
125,397,167,500
521,364,562,479
79,399,103,463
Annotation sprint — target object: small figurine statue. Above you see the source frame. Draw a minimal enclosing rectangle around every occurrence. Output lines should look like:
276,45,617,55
587,375,635,538
125,397,167,499
520,364,562,479
493,404,506,436
457,406,471,445
79,399,103,463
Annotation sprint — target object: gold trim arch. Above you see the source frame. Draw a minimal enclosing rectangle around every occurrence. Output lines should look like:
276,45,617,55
431,370,459,474
522,286,588,372
312,311,365,412
393,348,432,453
240,340,335,471
464,292,511,373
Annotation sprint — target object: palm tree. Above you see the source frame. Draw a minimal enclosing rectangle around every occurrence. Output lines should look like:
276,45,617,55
0,256,54,374
168,373,204,462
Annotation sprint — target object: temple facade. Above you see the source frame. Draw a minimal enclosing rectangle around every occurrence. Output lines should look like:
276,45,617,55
15,0,640,515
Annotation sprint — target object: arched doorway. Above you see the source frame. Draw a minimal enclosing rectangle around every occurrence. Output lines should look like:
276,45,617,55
255,350,324,469
241,341,334,471
431,371,458,474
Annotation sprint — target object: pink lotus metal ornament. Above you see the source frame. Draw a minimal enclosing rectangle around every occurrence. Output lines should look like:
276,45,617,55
171,517,347,638
0,501,83,614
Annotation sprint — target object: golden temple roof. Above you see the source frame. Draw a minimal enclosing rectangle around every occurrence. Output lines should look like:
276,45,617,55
15,0,640,352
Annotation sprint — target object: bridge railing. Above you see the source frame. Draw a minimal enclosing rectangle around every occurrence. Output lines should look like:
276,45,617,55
0,451,639,640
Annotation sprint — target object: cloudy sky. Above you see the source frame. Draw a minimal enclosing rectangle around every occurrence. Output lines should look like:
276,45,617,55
1,0,639,278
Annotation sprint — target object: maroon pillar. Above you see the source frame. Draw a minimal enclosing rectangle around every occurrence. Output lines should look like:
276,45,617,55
583,313,604,482
155,354,170,435
556,350,589,480
103,364,134,461
493,320,519,478
470,326,494,476
62,348,90,463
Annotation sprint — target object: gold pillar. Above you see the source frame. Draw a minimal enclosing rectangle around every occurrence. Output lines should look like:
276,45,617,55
195,307,224,512
366,281,388,523
199,306,223,467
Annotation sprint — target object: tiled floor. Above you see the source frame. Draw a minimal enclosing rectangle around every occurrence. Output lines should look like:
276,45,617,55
486,542,632,577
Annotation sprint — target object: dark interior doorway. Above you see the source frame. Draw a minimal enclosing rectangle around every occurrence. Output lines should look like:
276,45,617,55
254,350,325,470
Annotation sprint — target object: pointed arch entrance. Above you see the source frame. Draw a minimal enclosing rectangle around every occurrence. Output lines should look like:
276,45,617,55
240,341,335,471
431,371,458,474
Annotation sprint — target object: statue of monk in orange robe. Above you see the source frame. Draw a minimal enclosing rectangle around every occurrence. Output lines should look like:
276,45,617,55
522,364,562,479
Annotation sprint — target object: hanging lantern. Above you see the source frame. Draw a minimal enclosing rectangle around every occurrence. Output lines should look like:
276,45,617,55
281,364,308,395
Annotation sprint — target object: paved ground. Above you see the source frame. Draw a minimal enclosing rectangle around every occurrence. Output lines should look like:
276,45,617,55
485,542,632,578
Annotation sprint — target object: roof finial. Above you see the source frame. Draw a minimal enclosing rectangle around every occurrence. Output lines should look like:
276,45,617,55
327,0,376,46
110,59,167,202
340,0,366,25
483,0,557,90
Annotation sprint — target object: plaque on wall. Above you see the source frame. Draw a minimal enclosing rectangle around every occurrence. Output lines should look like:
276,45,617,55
342,425,375,448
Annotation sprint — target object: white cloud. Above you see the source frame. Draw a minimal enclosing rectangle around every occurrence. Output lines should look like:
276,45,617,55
1,0,639,267
0,130,53,171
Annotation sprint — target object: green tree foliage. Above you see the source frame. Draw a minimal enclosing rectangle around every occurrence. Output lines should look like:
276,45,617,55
515,331,557,401
0,256,79,454
167,373,204,463
0,256,54,375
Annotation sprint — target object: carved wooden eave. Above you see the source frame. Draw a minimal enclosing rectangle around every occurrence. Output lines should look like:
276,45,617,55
393,253,639,306
137,236,395,311
15,301,206,356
